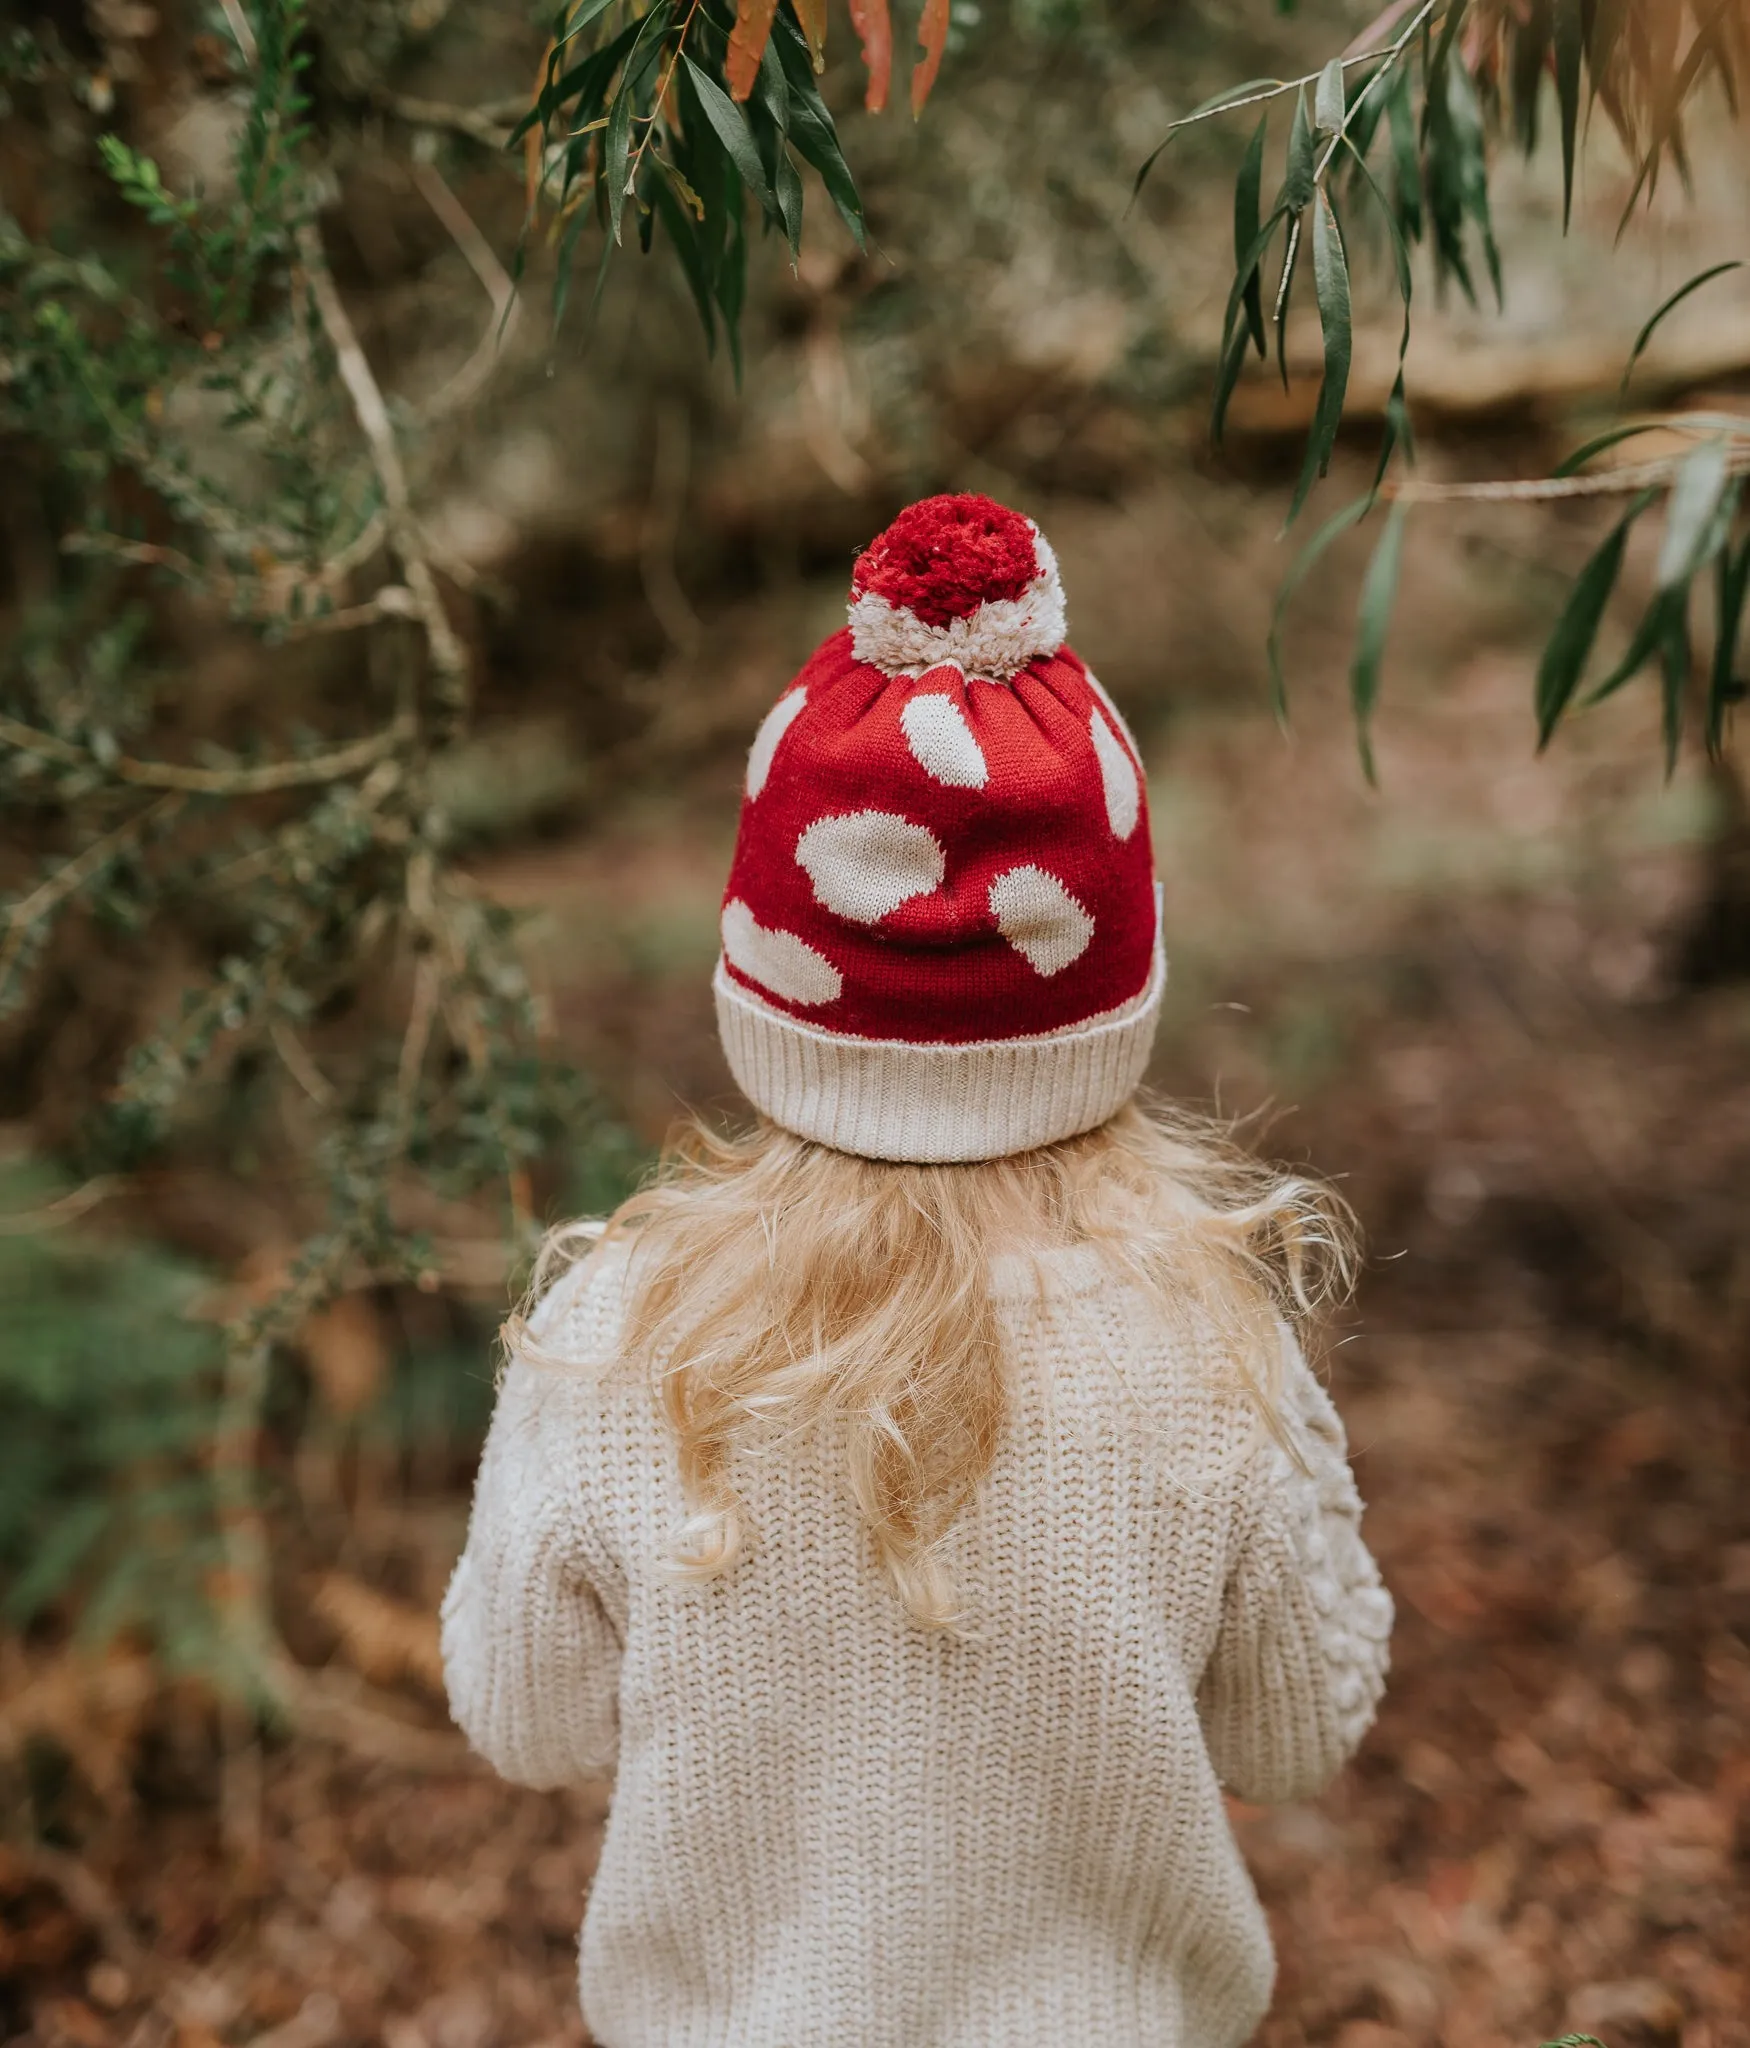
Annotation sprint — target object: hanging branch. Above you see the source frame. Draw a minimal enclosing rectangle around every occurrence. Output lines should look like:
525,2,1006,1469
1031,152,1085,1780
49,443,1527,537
1149,0,1750,775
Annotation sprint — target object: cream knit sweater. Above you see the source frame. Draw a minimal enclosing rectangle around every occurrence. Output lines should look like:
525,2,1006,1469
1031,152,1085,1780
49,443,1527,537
442,1241,1392,2048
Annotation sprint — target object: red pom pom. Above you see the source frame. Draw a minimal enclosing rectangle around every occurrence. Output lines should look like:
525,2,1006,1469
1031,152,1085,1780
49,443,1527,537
852,494,1040,628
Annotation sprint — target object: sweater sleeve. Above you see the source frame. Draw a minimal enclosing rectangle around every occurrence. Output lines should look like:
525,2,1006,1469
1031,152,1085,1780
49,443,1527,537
1196,1333,1393,1804
441,1345,622,1787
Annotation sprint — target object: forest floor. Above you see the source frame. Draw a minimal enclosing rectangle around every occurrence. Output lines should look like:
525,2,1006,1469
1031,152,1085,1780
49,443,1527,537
6,462,1750,2048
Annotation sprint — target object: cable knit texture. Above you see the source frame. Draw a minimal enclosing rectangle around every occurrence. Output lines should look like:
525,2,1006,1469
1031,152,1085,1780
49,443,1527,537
442,1242,1393,2048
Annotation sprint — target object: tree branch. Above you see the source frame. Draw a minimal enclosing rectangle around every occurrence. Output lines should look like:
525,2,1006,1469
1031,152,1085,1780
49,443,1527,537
295,223,472,729
0,710,415,795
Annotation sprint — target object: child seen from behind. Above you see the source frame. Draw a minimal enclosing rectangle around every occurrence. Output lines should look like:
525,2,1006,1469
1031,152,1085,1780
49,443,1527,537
443,495,1393,2047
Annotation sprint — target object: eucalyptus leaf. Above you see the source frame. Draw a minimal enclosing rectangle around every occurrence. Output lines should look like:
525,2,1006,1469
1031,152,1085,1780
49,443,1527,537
1621,261,1745,397
1535,491,1656,746
603,80,634,244
682,54,778,216
1660,602,1692,775
1314,57,1346,140
1286,189,1352,525
1285,87,1316,210
1385,65,1422,243
1267,493,1374,719
1351,499,1408,784
1589,589,1680,705
1553,0,1583,227
1555,422,1674,478
1657,438,1733,589
1236,116,1269,358
1709,536,1750,754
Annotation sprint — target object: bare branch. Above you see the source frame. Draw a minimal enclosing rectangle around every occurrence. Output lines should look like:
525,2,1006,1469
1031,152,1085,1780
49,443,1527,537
1383,453,1745,504
372,90,514,150
296,223,471,726
411,162,523,422
0,710,415,795
0,794,185,989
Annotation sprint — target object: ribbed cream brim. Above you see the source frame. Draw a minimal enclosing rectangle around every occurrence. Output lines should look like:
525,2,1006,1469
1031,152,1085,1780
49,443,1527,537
713,945,1165,1163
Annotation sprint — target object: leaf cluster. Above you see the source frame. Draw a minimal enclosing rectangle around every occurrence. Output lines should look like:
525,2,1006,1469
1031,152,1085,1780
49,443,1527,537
1154,0,1750,777
0,1162,244,1688
519,0,869,365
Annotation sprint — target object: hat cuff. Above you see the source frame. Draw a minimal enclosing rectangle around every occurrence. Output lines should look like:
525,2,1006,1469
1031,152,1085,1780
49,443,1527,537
713,944,1165,1164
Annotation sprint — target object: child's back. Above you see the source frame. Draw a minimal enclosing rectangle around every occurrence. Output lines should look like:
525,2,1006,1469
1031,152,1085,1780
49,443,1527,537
444,497,1392,2048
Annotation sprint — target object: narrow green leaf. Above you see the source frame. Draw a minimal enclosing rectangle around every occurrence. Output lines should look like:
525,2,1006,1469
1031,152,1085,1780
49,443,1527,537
772,11,865,246
1287,189,1353,525
1709,536,1750,754
1423,0,1471,141
1553,0,1583,228
1555,422,1673,477
1657,439,1732,589
682,54,778,215
653,168,716,352
603,81,634,243
513,15,644,145
1267,493,1374,720
1510,0,1551,156
1314,57,1346,141
1589,589,1678,704
1660,601,1691,774
1620,261,1744,398
1236,116,1269,358
775,145,805,259
1351,499,1408,784
1448,63,1503,307
1214,202,1290,438
1343,134,1412,354
1285,87,1315,210
1534,491,1655,746
555,0,625,54
1374,368,1415,494
1211,322,1255,446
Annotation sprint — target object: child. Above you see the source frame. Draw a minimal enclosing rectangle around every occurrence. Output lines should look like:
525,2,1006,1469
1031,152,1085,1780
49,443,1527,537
443,494,1393,2048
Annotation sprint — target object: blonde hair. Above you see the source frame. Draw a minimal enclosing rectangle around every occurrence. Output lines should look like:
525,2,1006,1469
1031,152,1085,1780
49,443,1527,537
508,1100,1356,1628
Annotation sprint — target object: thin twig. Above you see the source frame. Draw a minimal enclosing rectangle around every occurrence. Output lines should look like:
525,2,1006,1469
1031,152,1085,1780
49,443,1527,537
296,224,471,727
1314,0,1443,184
371,90,513,149
278,590,420,638
1383,453,1740,503
1162,25,1444,138
412,162,523,421
217,0,258,66
627,0,705,191
0,710,415,794
0,1175,123,1235
270,1021,336,1107
0,794,184,986
1274,214,1303,329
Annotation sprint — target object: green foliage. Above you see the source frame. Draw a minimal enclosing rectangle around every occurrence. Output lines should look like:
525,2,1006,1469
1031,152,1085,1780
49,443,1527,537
0,0,894,1704
0,1163,243,1686
520,0,865,365
1153,0,1750,776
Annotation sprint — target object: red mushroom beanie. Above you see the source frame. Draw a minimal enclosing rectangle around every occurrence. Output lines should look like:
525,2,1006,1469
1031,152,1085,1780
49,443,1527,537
713,493,1163,1163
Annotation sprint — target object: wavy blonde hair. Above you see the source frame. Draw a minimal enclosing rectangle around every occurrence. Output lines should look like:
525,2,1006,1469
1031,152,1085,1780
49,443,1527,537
508,1100,1356,1627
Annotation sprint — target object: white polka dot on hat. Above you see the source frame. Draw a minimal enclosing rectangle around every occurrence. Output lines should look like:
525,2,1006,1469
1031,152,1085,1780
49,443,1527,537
715,493,1164,1162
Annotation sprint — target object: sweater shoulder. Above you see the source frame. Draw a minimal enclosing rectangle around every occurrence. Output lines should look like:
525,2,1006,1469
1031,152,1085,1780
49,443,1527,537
526,1232,636,1368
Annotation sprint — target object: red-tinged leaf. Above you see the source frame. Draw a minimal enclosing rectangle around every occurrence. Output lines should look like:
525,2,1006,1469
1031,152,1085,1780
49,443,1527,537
794,0,829,68
726,0,780,102
911,0,949,116
848,0,892,112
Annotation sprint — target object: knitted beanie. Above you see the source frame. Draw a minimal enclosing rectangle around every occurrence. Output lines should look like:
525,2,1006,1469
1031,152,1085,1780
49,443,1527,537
714,493,1162,1163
